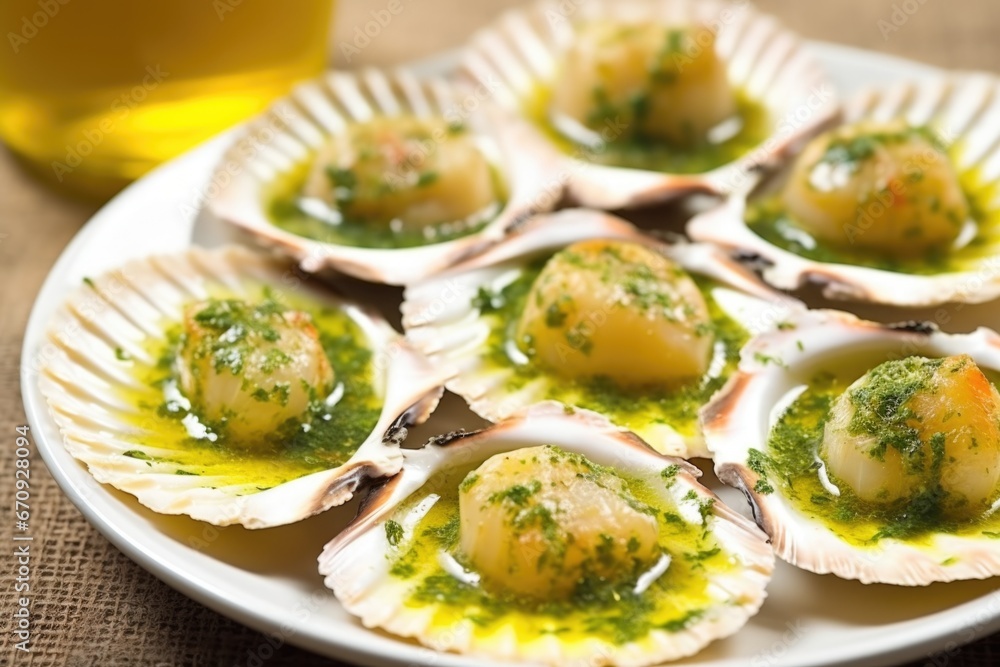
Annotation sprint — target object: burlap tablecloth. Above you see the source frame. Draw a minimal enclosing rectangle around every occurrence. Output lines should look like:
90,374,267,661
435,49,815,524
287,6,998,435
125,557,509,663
2,0,999,664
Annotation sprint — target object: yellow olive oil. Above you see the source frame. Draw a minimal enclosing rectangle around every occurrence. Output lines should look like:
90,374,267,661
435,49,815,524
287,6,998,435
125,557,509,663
111,282,380,493
0,0,333,200
384,460,733,646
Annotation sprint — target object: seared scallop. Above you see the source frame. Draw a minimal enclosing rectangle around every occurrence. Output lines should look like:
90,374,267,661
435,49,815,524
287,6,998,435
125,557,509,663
515,239,713,387
782,121,969,258
38,246,446,527
403,210,802,458
458,445,661,600
552,22,736,146
821,354,1000,519
703,309,1000,584
302,115,500,233
178,298,334,446
688,77,1000,307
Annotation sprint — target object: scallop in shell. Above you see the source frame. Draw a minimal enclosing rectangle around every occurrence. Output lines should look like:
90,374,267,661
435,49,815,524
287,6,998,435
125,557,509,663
462,0,837,209
319,403,774,666
402,208,803,458
208,68,561,285
702,309,1000,584
689,75,1000,306
37,246,446,528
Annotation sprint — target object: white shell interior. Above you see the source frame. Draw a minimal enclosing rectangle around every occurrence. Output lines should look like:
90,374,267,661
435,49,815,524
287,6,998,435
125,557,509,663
462,0,838,209
703,309,1000,584
37,246,446,528
207,68,563,285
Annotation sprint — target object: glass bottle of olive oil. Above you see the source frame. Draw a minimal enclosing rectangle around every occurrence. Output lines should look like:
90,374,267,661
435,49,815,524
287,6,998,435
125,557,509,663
0,0,334,200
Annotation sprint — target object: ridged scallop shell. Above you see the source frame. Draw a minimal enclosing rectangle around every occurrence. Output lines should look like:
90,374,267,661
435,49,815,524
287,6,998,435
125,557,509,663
37,246,445,528
461,0,837,209
402,208,803,458
702,309,1000,584
689,75,1000,306
207,68,562,285
319,402,774,666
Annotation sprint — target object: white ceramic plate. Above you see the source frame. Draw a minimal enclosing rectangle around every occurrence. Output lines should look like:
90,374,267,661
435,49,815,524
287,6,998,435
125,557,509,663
21,44,1000,667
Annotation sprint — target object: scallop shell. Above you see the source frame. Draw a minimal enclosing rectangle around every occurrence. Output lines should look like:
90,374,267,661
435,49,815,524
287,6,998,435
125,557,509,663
689,75,1000,306
319,402,774,666
37,246,446,528
207,68,562,285
461,0,837,209
702,309,1000,584
402,208,804,458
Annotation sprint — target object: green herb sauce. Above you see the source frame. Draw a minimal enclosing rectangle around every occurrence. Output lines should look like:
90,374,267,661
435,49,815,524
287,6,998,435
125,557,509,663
115,284,382,492
525,84,770,174
384,455,732,646
265,161,506,250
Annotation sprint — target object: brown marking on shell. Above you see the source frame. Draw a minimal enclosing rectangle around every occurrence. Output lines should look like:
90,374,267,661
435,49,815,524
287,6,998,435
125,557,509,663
383,386,448,448
829,311,939,339
332,469,407,547
716,462,773,540
307,462,377,518
700,372,753,434
885,320,938,335
691,241,802,303
808,269,875,301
